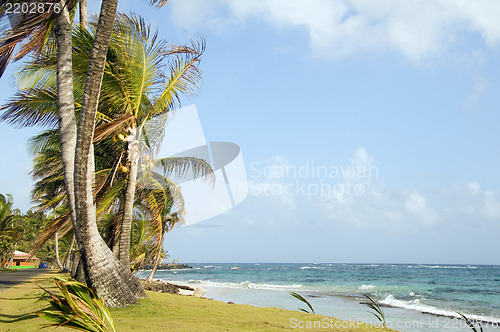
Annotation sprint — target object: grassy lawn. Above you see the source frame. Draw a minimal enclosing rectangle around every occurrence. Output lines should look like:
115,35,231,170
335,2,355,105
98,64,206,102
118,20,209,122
0,270,61,332
0,271,394,332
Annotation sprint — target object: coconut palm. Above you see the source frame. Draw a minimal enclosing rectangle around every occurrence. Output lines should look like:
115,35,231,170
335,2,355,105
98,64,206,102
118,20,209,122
0,194,20,228
0,0,146,307
1,3,207,306
0,194,22,267
92,15,214,270
145,201,184,282
3,14,213,274
26,125,201,273
0,0,79,230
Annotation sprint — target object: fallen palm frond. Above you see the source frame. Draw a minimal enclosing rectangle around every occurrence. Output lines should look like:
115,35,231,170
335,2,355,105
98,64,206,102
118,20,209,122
36,277,116,332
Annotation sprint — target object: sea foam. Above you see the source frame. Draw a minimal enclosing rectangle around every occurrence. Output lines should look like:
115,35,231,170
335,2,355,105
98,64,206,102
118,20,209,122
164,279,303,292
380,294,500,324
359,285,376,290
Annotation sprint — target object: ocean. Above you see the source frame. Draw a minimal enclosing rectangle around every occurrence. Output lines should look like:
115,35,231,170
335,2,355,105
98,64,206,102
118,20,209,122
136,263,500,331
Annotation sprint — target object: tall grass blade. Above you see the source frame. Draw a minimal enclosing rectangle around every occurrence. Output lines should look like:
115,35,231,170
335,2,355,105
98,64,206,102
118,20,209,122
455,311,483,332
361,293,386,327
290,292,315,314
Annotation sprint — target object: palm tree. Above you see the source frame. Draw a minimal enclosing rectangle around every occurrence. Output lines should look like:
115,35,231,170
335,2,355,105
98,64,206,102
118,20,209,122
0,0,145,307
11,14,214,258
0,0,79,225
0,194,21,268
1,5,210,306
92,15,213,270
145,202,184,282
0,0,62,78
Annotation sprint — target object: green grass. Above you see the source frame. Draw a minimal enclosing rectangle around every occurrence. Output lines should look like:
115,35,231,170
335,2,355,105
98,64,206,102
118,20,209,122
0,270,62,332
0,272,394,331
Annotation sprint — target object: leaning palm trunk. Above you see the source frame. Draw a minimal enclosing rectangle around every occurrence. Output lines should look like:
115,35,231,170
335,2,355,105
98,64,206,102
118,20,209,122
79,0,88,30
118,128,140,268
55,4,78,230
63,233,75,271
54,231,64,271
111,198,125,255
73,0,145,307
146,232,164,282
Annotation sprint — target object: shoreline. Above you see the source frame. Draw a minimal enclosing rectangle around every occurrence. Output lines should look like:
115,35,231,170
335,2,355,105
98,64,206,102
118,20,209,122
155,280,499,331
0,270,392,331
139,263,499,332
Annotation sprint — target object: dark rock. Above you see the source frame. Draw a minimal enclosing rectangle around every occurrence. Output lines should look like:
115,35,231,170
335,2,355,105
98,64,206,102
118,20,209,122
142,280,190,294
170,283,194,291
141,263,192,270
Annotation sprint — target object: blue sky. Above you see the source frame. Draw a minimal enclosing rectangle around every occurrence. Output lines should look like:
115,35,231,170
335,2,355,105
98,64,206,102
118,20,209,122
1,0,500,264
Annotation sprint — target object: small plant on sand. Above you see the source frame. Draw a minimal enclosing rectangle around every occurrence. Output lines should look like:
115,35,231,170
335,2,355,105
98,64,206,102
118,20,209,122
455,311,483,332
36,277,116,332
361,293,386,327
290,292,315,314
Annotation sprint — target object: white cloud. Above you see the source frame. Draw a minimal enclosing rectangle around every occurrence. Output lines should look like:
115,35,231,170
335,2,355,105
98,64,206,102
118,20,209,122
464,73,490,110
244,148,500,233
168,0,500,60
467,182,481,195
481,190,500,220
404,192,439,226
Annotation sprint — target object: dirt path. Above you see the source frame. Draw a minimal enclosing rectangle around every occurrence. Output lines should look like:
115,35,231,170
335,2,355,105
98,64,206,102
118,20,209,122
0,269,51,292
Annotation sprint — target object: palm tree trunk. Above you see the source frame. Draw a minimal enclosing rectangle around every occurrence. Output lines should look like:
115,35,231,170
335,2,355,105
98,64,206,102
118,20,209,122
79,0,88,29
7,254,13,269
118,129,140,268
71,252,85,282
146,233,164,282
74,0,145,307
111,197,125,255
54,231,64,271
63,233,75,271
55,3,78,229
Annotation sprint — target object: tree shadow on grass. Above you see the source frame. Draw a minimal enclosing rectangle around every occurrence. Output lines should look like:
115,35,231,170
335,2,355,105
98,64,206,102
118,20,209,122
0,312,39,323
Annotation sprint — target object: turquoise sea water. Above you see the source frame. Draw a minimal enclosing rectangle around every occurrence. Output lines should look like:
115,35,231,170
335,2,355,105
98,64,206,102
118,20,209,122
136,263,500,331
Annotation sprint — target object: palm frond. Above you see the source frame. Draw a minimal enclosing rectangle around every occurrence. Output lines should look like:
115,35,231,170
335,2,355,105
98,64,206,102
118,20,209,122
36,276,116,332
153,156,215,185
147,37,205,118
0,12,51,77
0,87,58,127
28,213,71,257
98,14,166,120
95,179,126,217
93,114,136,142
0,44,13,78
148,0,169,7
28,129,60,155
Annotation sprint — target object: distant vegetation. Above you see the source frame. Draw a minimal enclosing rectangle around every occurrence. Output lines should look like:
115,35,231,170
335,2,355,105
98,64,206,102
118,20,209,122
0,194,66,268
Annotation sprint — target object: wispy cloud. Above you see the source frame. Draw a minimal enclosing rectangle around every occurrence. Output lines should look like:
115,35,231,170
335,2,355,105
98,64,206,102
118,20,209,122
244,148,500,233
464,73,490,111
168,0,500,61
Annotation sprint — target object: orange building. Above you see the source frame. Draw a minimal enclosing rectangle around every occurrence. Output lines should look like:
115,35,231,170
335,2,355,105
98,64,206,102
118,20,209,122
2,250,40,269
